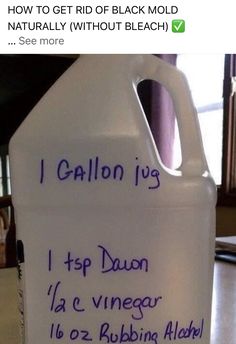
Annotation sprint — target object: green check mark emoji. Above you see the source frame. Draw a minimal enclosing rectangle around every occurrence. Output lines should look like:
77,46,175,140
172,20,185,33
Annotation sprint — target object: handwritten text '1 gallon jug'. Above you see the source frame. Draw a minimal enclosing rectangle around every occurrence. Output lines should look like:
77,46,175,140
10,55,216,344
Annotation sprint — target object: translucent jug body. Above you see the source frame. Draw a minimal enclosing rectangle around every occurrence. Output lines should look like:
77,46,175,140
10,55,216,344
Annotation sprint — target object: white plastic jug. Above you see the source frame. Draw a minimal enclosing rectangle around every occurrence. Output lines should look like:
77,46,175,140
10,55,216,344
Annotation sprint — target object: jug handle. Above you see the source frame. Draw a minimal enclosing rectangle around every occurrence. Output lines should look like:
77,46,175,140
135,55,208,176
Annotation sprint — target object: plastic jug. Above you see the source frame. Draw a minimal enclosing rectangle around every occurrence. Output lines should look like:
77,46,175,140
10,55,216,344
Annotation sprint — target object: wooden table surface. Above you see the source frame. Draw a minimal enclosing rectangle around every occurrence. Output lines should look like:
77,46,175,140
0,261,235,343
211,261,236,344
